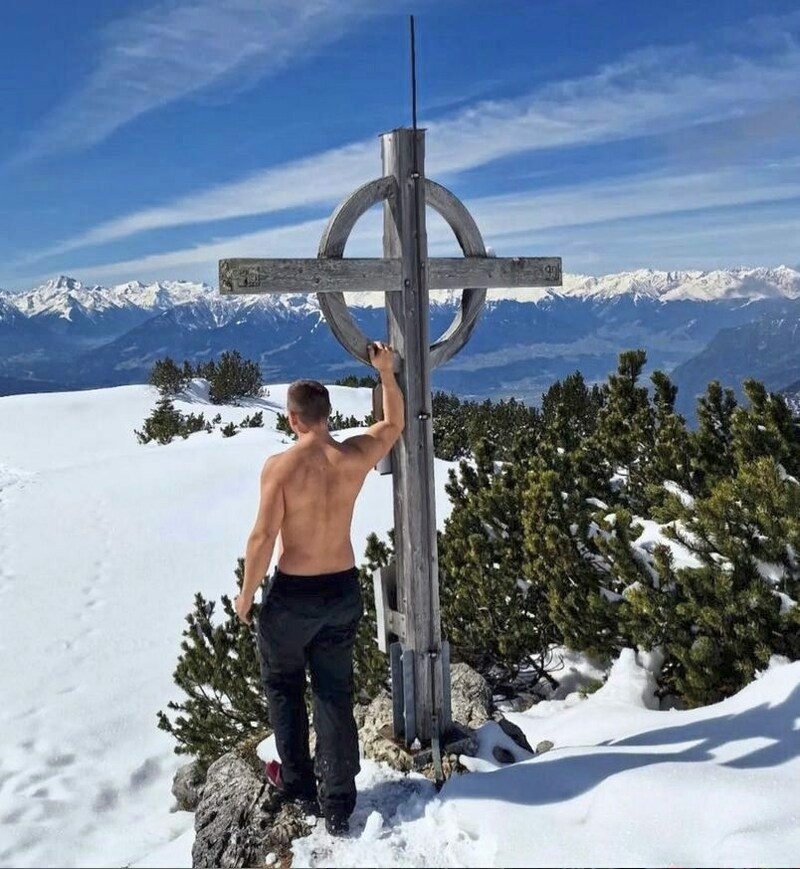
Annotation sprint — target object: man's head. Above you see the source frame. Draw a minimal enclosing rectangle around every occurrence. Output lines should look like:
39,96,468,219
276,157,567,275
287,380,331,434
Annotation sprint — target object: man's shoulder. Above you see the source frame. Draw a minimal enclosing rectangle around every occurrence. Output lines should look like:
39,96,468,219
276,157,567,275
261,450,293,478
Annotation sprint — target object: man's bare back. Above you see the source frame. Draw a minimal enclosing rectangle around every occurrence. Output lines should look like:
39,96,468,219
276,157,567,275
234,342,403,623
268,436,370,575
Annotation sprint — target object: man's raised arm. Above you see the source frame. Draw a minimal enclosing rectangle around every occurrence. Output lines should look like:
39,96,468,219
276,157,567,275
346,342,405,469
235,455,284,625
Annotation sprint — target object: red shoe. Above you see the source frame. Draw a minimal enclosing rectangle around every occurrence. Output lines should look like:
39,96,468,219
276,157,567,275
265,760,284,791
264,760,320,816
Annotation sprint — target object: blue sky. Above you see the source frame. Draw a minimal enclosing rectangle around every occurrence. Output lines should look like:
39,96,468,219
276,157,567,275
1,0,798,290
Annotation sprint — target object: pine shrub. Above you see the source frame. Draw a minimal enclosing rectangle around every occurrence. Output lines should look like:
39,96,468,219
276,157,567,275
240,411,264,428
135,398,207,445
208,351,263,404
156,559,269,765
149,357,188,396
334,375,378,388
439,440,557,686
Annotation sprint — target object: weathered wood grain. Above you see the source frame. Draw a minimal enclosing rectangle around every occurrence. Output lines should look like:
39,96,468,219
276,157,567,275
219,257,401,295
220,255,561,295
429,256,562,289
382,128,445,744
316,177,394,364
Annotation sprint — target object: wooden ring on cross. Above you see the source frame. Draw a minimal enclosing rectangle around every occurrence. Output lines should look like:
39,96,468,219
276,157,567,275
316,176,488,369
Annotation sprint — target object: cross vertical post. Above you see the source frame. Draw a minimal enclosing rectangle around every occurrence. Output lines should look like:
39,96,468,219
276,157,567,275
218,124,562,752
382,127,445,744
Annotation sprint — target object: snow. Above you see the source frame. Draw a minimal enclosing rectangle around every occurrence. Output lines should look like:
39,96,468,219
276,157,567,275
2,382,799,868
663,479,695,508
288,653,800,868
0,382,455,868
5,266,800,321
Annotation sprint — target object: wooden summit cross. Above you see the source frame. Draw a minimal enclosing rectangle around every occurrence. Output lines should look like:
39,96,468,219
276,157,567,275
220,127,561,752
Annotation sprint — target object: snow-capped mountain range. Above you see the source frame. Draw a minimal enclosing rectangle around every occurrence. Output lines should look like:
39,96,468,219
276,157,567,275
2,267,800,414
3,266,799,319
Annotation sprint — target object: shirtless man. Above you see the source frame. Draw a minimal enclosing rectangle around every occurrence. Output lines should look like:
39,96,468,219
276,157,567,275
234,342,403,835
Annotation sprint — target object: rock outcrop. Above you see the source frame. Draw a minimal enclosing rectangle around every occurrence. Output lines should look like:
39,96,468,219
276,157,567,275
192,752,311,869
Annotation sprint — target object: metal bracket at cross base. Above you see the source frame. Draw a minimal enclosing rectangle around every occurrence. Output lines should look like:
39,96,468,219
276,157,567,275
218,126,561,750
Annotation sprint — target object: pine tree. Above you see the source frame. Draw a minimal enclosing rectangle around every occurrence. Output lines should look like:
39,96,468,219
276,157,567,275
540,371,604,454
643,371,693,517
522,454,617,660
641,457,800,705
149,357,187,396
135,397,185,444
208,351,263,404
439,440,556,686
239,411,264,428
732,379,800,478
590,350,655,511
156,559,269,765
691,380,737,494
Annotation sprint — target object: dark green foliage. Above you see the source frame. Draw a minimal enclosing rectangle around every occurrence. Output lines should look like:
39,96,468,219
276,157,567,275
590,349,655,511
334,375,378,388
540,371,605,454
624,458,800,705
135,397,207,445
275,410,372,441
643,371,693,518
275,412,293,438
436,351,800,706
149,357,188,396
691,381,737,493
439,441,556,685
194,359,217,380
521,456,617,660
160,542,394,763
330,410,373,431
431,391,541,461
353,533,392,701
207,351,263,404
156,559,269,765
240,411,264,428
732,380,800,478
141,353,270,444
154,353,264,404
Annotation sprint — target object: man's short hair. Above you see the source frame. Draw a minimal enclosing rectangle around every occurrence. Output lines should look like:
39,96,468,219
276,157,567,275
287,380,331,426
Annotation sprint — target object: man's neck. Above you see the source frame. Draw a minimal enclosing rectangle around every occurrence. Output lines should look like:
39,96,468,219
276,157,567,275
296,427,332,445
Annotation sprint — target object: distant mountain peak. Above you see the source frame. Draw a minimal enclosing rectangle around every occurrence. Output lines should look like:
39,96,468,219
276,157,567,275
41,275,85,293
559,267,800,303
7,266,800,324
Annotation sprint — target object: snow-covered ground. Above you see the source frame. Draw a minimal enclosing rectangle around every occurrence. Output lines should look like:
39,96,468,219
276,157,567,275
288,652,800,869
0,382,454,868
2,383,799,868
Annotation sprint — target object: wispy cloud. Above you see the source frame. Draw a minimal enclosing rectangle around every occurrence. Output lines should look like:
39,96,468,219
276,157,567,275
14,0,381,164
30,10,800,264
54,157,800,285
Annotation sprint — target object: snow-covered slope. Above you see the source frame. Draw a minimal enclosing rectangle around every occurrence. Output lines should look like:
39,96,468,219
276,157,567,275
0,383,456,868
276,652,800,869
2,384,799,867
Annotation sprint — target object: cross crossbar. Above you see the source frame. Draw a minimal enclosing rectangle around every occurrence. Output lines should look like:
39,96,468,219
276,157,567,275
219,256,561,295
